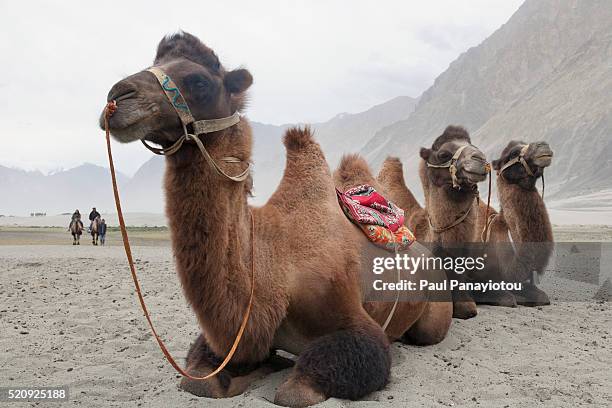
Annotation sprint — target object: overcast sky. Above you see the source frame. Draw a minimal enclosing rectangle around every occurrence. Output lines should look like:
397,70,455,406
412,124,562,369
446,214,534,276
0,0,523,175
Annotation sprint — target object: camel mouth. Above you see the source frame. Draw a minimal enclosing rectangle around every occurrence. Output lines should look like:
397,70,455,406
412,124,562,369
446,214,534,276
98,103,158,143
533,152,553,168
462,169,488,182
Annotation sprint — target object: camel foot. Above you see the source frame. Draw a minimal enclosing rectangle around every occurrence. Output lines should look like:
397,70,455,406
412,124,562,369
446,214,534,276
514,282,550,306
275,372,326,408
452,300,478,319
179,366,231,398
180,355,290,398
180,334,291,399
276,328,390,406
472,289,517,308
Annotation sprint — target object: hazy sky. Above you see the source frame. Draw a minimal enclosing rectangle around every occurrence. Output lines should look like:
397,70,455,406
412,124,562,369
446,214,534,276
0,0,523,175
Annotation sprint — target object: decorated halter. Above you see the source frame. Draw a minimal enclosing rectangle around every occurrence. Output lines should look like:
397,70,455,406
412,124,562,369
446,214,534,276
141,67,250,182
426,144,471,189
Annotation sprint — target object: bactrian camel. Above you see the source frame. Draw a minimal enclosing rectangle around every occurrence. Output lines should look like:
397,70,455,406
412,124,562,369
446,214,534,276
101,31,452,407
487,140,554,306
378,126,495,318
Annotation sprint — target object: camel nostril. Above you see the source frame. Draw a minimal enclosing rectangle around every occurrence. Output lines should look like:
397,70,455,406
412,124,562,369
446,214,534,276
107,81,138,103
110,90,136,102
470,155,487,164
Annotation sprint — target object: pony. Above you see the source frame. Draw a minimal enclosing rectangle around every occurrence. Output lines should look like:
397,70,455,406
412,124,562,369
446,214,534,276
69,218,83,245
90,216,101,246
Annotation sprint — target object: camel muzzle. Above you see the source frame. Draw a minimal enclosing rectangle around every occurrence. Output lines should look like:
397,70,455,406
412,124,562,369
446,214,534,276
532,144,554,168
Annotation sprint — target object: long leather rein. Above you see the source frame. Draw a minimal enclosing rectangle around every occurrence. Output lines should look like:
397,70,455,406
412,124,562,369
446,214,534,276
103,66,255,381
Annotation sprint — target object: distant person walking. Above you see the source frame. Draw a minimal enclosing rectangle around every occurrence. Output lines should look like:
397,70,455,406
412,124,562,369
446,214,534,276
99,219,107,246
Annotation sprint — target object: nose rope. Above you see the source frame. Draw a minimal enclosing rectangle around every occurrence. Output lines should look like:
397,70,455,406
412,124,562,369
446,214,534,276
104,100,255,381
481,163,492,243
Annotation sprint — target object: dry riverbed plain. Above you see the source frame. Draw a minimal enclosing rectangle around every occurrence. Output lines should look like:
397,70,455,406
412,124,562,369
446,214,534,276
0,225,610,407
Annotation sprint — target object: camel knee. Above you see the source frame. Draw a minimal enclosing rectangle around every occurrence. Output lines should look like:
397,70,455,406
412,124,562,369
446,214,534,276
276,328,390,405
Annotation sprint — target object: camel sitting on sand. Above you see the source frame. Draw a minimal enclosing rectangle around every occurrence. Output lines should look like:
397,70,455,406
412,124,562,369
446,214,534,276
484,140,554,306
377,126,494,319
101,31,451,406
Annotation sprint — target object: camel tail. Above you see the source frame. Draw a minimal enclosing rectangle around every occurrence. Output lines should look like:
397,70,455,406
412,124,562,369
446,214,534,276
334,153,376,190
283,126,316,151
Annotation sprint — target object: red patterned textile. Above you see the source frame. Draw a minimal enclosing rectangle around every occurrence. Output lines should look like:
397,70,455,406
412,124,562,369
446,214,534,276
336,185,416,251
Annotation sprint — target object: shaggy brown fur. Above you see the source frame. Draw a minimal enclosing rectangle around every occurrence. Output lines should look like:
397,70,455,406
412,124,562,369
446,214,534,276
489,141,554,306
102,32,451,406
378,126,493,318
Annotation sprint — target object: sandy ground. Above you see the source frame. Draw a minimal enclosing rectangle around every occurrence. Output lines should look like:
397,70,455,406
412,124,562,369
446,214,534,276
0,239,611,407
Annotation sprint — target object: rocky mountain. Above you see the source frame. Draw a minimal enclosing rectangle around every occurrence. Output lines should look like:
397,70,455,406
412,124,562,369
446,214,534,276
249,95,418,202
362,0,612,204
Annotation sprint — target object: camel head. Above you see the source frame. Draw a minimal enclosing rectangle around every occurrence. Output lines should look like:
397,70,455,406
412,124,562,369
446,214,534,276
492,140,553,190
420,126,488,192
100,31,253,146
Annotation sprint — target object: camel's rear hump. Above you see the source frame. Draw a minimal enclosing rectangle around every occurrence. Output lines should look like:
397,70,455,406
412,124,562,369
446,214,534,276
334,154,379,192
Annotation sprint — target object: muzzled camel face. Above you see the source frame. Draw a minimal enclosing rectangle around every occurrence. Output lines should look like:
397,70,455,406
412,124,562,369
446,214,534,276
492,141,554,190
421,139,488,190
99,32,252,146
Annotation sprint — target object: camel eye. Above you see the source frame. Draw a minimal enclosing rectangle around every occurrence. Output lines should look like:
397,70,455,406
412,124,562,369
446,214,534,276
438,151,451,161
183,73,213,103
187,76,209,91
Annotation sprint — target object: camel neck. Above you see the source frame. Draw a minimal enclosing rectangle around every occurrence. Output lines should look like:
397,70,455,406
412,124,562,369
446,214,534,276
497,176,552,243
163,123,253,337
420,162,477,242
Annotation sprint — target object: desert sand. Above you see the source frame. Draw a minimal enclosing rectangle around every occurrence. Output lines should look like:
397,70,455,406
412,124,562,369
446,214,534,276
0,230,611,407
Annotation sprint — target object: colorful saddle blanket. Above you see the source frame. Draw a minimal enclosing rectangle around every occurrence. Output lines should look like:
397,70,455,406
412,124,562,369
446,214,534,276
336,185,415,251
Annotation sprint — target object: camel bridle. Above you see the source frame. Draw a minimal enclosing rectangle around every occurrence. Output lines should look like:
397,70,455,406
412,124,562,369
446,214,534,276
426,144,471,189
141,67,251,182
498,143,546,199
426,143,493,241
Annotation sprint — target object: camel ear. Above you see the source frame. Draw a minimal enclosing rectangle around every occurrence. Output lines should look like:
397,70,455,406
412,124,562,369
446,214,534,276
224,69,253,94
420,148,431,160
491,159,501,170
